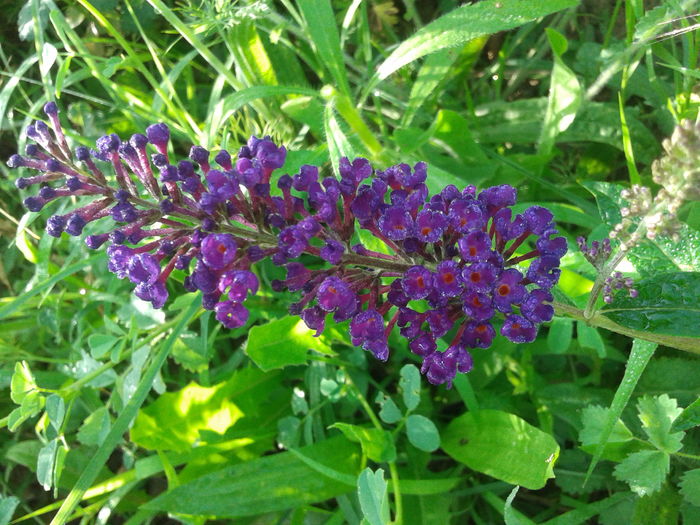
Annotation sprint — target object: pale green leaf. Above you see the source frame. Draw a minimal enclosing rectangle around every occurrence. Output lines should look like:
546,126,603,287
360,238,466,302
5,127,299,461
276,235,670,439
613,450,669,496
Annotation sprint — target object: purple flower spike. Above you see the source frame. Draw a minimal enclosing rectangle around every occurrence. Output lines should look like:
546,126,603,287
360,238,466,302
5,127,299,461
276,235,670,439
378,206,414,240
415,210,447,242
521,289,554,323
320,239,345,264
458,231,492,262
46,215,66,238
317,277,357,316
215,301,249,329
527,255,562,289
462,321,496,348
448,199,485,233
409,333,437,356
401,265,434,300
462,262,499,293
350,309,389,361
523,206,554,234
219,270,259,302
146,123,170,150
462,291,495,322
302,306,326,336
501,314,537,343
106,245,134,279
435,260,463,297
421,346,470,388
478,184,517,216
135,281,168,309
128,253,161,285
9,105,567,385
493,268,526,312
201,233,237,270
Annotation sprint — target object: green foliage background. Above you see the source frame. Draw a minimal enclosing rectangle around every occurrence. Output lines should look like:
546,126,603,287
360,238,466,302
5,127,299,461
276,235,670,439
1,0,700,523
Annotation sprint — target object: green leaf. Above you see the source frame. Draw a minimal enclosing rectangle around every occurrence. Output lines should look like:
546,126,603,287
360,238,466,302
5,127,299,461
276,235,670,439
442,410,559,490
357,468,390,525
402,48,461,127
144,436,360,516
10,361,36,404
680,469,700,506
538,29,582,156
45,395,65,433
577,322,606,358
18,0,50,41
671,397,700,433
547,318,573,354
399,364,421,411
277,416,301,449
0,495,19,525
579,406,643,462
246,316,333,372
637,395,684,453
580,406,635,444
131,379,243,452
375,393,402,424
297,0,351,97
374,0,579,81
406,415,440,452
331,423,396,463
37,438,58,490
613,450,669,496
584,339,657,482
77,407,111,447
87,334,119,359
603,272,700,338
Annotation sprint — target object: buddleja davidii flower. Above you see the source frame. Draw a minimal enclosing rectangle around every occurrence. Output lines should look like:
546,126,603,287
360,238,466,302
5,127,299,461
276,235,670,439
9,102,567,388
9,103,288,322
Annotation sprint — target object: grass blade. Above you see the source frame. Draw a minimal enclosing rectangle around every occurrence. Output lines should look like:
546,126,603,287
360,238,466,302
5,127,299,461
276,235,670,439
584,339,657,484
0,254,101,321
49,296,201,525
372,0,579,86
145,0,244,92
297,0,351,97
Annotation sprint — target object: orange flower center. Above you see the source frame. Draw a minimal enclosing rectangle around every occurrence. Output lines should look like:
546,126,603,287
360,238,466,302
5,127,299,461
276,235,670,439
498,284,510,296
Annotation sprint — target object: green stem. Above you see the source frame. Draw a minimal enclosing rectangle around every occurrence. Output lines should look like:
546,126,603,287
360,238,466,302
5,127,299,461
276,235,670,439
322,85,383,157
344,372,403,525
555,301,700,355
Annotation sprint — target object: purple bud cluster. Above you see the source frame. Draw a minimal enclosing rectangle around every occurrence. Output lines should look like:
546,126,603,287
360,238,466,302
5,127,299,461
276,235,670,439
577,236,611,270
9,103,566,388
577,237,636,303
603,272,637,304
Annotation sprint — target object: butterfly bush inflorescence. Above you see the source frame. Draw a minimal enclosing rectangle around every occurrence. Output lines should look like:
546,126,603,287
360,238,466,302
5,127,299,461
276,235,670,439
8,103,567,388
